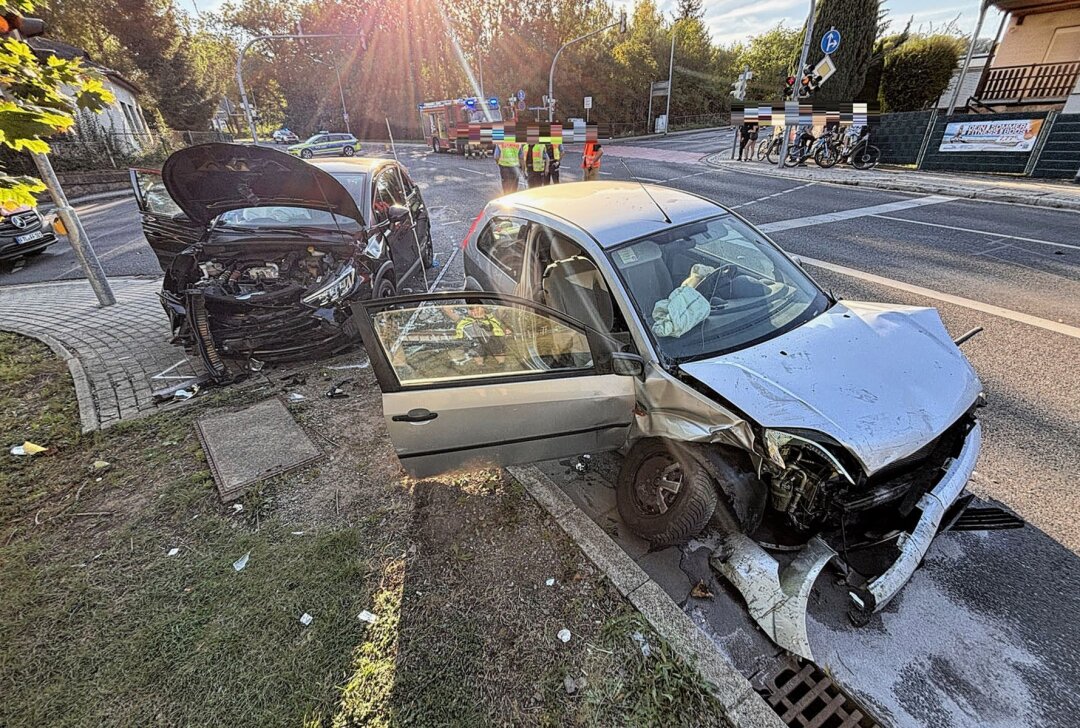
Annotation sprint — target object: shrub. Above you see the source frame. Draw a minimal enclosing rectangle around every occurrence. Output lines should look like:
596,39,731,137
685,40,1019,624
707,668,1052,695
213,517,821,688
879,34,964,112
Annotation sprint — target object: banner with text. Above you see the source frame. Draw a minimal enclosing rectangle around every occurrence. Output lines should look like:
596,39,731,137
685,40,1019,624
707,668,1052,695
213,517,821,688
939,119,1043,153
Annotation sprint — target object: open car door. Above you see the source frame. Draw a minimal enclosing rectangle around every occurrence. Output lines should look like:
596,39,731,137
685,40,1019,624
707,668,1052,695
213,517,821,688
129,168,204,272
353,292,640,478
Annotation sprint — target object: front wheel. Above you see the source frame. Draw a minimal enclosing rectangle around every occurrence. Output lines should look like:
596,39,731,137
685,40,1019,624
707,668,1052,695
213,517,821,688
375,275,396,299
783,150,800,168
343,145,355,157
755,139,770,161
765,140,781,164
814,145,839,168
420,227,434,268
852,145,880,170
616,439,718,546
300,148,313,159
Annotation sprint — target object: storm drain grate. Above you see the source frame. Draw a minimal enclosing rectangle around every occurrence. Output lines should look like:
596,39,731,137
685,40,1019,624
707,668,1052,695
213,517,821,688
752,655,882,728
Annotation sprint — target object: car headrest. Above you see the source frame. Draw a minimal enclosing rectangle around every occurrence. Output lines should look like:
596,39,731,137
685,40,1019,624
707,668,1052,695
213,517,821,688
550,235,583,261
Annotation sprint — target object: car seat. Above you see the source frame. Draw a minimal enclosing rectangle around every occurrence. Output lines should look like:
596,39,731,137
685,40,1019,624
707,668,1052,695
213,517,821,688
542,236,614,333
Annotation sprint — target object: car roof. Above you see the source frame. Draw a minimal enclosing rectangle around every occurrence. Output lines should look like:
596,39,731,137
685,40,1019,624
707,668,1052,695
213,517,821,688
310,157,390,175
493,181,725,248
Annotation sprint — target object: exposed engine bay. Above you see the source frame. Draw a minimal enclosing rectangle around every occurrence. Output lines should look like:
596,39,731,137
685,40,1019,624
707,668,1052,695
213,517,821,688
161,243,371,381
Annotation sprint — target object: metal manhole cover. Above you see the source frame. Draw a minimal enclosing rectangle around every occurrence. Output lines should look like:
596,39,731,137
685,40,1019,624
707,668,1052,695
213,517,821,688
753,654,883,728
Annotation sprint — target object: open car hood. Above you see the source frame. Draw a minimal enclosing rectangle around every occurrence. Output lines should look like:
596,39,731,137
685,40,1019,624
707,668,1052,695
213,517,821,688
161,143,365,227
678,301,982,475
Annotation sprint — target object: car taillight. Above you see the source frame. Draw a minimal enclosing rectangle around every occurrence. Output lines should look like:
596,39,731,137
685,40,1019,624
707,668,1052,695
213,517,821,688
462,210,483,249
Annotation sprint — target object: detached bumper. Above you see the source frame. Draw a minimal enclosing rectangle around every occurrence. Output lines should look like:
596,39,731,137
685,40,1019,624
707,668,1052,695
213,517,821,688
850,420,982,618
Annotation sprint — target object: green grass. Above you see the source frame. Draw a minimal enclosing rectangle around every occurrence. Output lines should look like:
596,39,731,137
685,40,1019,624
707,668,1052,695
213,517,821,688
0,332,730,727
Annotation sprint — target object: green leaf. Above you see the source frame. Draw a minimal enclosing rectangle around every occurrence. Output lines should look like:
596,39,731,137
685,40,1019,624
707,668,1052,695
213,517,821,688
0,174,46,213
0,101,72,152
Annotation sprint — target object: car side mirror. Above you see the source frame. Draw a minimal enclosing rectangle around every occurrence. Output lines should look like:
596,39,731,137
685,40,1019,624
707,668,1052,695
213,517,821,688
388,205,410,224
362,236,385,259
610,352,644,378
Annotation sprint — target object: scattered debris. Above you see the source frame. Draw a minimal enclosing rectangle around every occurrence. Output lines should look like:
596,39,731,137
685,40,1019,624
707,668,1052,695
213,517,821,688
173,387,198,401
357,610,379,624
327,359,370,370
690,580,714,599
248,358,265,372
300,612,314,626
290,531,305,536
231,503,244,513
326,378,353,399
631,631,652,657
10,441,46,456
232,551,250,571
557,628,572,643
167,547,180,557
287,392,306,402
545,577,555,587
152,375,210,404
571,458,587,473
92,459,111,470
563,674,587,695
282,374,307,386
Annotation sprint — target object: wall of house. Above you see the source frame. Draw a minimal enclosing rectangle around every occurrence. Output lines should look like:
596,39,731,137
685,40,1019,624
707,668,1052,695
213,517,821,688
992,9,1080,67
938,55,989,109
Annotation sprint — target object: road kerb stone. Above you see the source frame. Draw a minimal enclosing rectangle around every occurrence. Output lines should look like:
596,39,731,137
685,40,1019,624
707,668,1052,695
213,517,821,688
508,464,783,727
27,331,100,432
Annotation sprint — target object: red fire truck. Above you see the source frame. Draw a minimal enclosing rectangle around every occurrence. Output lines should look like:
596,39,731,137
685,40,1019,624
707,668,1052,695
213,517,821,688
418,96,506,158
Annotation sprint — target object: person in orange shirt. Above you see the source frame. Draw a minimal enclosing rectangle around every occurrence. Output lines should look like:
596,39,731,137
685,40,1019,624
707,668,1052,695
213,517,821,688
582,142,603,181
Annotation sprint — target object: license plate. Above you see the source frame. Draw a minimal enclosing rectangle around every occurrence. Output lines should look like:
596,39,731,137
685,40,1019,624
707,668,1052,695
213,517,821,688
16,230,44,244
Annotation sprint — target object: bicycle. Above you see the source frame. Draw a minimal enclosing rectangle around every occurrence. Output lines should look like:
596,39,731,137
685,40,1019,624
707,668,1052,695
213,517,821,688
832,126,880,170
757,132,782,163
783,128,835,167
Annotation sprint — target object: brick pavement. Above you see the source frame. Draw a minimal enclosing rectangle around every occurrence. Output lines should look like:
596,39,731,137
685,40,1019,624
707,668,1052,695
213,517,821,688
0,277,198,431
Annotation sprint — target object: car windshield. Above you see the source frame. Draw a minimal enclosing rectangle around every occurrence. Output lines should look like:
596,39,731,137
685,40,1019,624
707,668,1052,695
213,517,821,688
214,172,368,229
607,215,828,362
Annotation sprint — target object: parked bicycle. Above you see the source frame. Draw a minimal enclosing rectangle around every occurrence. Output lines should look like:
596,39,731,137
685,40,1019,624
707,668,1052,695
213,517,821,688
783,127,836,167
816,125,880,170
756,130,782,163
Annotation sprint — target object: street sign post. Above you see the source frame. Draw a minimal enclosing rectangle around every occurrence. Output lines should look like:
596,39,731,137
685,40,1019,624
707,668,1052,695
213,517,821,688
584,95,592,122
821,28,841,55
517,89,525,101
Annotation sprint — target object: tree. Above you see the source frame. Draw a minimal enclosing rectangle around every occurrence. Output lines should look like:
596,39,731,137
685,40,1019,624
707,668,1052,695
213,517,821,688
676,0,703,19
806,0,881,102
858,19,911,105
734,24,801,100
1,1,114,209
879,34,963,112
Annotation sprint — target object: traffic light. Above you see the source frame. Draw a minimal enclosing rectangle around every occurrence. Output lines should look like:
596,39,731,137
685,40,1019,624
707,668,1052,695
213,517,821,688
1,13,45,38
783,76,796,100
797,65,821,98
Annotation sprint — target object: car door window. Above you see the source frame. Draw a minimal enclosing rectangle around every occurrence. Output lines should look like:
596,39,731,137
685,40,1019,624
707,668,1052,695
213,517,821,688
311,135,328,145
368,296,593,387
132,170,184,217
373,171,404,223
477,217,528,281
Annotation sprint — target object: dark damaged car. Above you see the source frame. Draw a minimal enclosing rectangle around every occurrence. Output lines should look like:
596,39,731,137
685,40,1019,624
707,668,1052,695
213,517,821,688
130,143,432,380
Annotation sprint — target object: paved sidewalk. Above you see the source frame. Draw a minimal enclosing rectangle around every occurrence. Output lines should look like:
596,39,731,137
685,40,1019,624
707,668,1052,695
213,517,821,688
0,277,195,431
704,154,1080,211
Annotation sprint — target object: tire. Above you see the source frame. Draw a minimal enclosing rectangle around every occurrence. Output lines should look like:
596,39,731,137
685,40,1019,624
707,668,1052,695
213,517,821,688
300,148,313,159
765,140,781,164
375,275,396,299
420,227,434,268
814,145,838,168
852,145,880,170
616,439,718,546
343,145,355,157
782,150,799,168
755,139,769,161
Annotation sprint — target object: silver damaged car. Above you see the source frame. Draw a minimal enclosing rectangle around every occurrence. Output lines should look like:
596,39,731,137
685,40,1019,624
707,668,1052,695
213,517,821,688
349,181,985,659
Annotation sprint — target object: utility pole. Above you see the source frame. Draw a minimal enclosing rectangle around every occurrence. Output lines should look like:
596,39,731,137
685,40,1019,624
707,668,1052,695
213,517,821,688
237,32,366,143
548,10,627,122
777,0,817,169
947,0,991,115
4,29,114,306
310,55,350,134
664,20,677,135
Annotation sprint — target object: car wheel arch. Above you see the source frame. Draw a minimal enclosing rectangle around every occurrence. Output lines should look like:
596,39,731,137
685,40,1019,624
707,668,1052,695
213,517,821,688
372,260,397,297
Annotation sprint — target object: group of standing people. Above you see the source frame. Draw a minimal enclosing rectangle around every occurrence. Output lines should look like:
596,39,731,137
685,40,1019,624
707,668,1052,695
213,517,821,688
737,121,759,161
494,139,603,194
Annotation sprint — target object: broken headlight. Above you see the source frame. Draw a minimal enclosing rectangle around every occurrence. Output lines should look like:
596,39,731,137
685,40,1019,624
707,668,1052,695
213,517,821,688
763,429,856,485
301,265,358,307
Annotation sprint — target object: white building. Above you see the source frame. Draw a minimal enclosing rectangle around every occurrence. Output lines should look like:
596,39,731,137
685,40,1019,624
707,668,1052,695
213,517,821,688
29,38,151,153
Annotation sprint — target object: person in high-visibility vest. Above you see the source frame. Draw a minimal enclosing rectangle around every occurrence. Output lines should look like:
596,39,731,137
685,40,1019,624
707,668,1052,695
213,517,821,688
494,140,523,194
547,141,562,184
582,142,603,181
527,142,548,189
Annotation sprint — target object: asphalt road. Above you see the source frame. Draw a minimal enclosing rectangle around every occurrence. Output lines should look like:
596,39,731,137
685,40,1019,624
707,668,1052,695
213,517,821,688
4,137,1078,726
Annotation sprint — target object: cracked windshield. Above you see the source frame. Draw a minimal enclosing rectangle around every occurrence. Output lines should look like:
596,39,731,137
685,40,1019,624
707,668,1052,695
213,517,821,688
3,0,1077,725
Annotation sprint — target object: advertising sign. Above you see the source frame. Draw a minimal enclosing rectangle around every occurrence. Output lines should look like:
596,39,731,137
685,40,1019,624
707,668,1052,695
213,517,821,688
939,118,1044,152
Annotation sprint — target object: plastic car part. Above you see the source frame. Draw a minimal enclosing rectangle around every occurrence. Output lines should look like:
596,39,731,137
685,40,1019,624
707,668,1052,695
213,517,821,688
710,532,835,661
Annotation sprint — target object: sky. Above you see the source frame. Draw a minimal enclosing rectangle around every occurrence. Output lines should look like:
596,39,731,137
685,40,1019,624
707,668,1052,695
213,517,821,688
186,0,1006,48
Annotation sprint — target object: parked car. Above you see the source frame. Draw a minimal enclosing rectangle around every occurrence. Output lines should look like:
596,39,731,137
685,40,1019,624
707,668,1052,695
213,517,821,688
272,128,300,144
287,132,361,159
349,181,987,660
0,207,59,265
129,143,432,380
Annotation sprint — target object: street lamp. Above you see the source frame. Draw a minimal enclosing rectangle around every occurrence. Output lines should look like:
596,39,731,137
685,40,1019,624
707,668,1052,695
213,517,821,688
310,54,350,135
547,9,627,122
237,32,366,143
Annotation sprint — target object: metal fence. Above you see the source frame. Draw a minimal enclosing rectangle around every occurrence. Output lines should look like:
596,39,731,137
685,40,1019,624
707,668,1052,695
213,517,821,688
669,113,731,131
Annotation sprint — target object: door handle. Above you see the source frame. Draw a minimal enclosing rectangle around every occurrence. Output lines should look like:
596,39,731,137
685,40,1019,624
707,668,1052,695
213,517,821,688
392,408,438,423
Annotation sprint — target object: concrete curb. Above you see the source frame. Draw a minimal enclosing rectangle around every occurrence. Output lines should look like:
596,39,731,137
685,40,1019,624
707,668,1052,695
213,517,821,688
702,154,1080,212
509,464,784,728
9,329,100,433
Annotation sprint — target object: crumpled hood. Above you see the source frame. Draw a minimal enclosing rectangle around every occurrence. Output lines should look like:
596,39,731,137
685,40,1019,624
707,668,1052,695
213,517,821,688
678,301,982,475
161,143,365,227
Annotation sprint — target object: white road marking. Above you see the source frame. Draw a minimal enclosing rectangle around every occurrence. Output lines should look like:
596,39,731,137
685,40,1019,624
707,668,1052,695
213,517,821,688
758,195,956,233
731,182,816,210
872,214,1080,251
662,169,720,182
456,166,490,177
634,177,664,183
428,247,459,292
797,255,1080,339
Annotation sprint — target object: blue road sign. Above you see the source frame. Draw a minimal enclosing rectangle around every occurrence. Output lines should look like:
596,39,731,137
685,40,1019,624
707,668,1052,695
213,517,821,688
821,28,841,55
517,89,525,101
